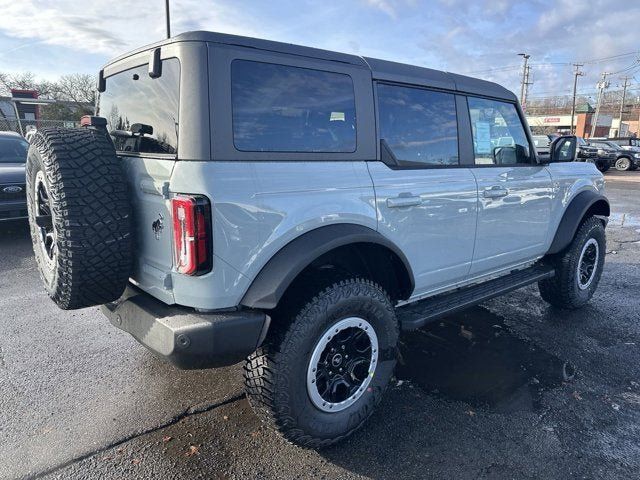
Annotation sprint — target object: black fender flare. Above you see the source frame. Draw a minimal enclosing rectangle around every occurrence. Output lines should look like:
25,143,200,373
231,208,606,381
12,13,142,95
240,224,415,310
547,190,610,255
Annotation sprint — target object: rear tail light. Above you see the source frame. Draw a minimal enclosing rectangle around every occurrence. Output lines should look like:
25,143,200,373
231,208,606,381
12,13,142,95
171,195,212,275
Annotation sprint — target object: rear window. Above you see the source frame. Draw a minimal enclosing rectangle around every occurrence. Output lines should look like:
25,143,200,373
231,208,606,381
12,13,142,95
98,58,180,155
231,60,356,153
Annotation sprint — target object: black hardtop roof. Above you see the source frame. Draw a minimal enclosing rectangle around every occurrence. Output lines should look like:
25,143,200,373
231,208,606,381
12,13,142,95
104,30,516,101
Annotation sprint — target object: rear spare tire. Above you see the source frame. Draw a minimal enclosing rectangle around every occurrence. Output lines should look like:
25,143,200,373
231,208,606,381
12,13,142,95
26,128,132,310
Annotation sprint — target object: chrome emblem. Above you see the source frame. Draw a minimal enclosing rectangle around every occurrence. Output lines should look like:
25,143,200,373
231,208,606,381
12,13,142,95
3,185,22,193
152,213,164,240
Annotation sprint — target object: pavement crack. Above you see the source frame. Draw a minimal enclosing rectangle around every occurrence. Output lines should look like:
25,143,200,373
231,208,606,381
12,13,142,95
26,392,246,480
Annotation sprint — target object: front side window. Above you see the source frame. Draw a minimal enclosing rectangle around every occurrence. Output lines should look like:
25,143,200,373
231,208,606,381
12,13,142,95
468,97,531,165
98,58,180,155
231,60,356,153
378,83,459,166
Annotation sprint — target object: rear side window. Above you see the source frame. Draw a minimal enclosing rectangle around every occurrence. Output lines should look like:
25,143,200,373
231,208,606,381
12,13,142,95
98,58,180,155
467,97,531,165
231,60,356,153
377,83,459,166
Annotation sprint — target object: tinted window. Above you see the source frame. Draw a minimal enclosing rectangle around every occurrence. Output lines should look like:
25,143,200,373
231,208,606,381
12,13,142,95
98,58,180,155
378,84,458,166
231,60,356,152
0,136,28,163
468,97,531,165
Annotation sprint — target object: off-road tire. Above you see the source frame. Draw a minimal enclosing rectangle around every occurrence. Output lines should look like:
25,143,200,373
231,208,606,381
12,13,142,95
615,156,632,171
538,216,605,309
26,128,132,310
244,278,398,448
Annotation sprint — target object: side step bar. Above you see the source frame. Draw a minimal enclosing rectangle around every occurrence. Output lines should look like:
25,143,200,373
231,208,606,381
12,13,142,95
397,264,555,331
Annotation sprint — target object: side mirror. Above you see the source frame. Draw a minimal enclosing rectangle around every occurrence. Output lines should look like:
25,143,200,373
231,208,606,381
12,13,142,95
549,135,577,162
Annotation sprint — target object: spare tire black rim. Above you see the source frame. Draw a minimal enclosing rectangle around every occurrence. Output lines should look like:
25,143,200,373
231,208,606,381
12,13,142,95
577,238,598,290
307,317,378,413
34,170,57,268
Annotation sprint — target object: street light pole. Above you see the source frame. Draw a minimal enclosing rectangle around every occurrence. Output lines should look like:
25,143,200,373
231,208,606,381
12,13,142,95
570,63,584,135
165,0,171,39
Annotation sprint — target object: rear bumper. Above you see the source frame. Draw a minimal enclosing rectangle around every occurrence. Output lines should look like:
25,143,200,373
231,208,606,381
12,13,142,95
101,286,269,369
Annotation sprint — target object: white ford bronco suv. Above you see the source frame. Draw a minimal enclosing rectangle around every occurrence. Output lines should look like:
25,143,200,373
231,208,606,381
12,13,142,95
26,31,609,448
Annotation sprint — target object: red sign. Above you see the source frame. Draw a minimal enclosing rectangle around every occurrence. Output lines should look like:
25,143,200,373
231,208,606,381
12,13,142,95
544,117,561,123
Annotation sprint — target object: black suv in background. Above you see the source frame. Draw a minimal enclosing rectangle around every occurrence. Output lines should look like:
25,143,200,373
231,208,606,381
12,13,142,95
589,139,639,171
577,137,612,172
0,131,29,222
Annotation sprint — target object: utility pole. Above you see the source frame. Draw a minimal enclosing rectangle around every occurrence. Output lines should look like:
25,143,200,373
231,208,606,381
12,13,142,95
590,72,610,138
165,0,171,39
518,53,531,111
570,63,584,135
618,76,630,136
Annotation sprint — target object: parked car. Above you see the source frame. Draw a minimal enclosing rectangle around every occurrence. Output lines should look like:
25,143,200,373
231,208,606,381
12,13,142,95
532,134,556,155
0,131,29,222
606,136,640,150
25,31,609,448
577,137,612,172
588,139,639,171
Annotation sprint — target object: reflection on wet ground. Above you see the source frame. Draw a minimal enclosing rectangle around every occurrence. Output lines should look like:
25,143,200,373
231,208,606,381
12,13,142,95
396,306,574,413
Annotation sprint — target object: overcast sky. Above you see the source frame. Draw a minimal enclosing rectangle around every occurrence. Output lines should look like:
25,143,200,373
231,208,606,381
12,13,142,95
0,0,639,102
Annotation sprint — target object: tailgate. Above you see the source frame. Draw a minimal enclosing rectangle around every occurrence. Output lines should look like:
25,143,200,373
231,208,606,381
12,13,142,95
123,156,177,305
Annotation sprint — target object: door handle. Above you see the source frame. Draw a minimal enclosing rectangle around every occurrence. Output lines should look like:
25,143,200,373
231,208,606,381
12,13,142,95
483,186,509,199
386,195,422,208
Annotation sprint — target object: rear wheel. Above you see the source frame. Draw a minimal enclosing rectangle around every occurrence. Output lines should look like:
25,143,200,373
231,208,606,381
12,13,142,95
539,216,606,309
244,278,398,448
615,156,632,171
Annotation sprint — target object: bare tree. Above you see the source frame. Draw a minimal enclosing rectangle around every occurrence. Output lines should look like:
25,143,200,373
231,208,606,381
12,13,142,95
51,73,96,106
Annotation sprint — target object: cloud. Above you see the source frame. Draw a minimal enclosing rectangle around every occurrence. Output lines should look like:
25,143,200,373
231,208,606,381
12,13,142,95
0,0,259,56
0,0,638,98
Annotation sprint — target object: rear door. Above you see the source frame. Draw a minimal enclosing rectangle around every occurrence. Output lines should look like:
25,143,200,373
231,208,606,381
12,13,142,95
369,83,478,297
464,96,553,275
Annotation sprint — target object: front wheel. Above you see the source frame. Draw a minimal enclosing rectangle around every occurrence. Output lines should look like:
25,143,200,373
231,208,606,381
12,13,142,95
244,279,398,448
539,216,606,309
595,159,610,173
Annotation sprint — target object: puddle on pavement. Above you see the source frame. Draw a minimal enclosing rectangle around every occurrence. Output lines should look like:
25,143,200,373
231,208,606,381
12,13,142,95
609,212,640,228
396,307,574,413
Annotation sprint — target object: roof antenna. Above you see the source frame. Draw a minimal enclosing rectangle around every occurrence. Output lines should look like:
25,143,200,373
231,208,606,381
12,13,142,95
165,0,171,38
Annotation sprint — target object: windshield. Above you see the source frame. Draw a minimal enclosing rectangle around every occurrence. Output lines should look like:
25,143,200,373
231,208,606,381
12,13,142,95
605,142,622,150
0,136,29,163
577,137,588,146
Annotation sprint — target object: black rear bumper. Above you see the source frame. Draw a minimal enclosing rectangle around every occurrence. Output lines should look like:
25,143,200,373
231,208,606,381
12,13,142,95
101,287,269,369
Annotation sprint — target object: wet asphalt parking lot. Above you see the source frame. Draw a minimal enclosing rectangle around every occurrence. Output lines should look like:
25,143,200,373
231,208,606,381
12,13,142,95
1,172,639,480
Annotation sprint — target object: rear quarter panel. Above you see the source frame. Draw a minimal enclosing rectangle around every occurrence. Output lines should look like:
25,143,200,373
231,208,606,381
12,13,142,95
169,161,377,310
